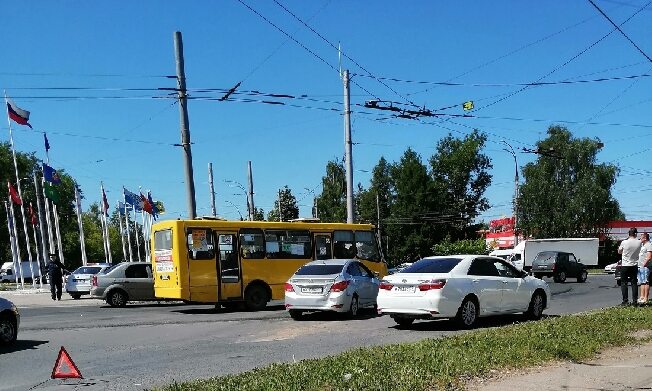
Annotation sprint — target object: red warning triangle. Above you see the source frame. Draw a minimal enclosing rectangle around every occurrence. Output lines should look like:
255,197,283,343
51,346,83,379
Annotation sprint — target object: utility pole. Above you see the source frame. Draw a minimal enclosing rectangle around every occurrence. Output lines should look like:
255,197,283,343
247,161,255,221
501,140,519,247
174,31,197,219
208,163,216,217
376,192,382,251
343,69,354,224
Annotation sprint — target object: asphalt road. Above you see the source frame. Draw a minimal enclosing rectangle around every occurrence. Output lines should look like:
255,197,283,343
0,274,623,391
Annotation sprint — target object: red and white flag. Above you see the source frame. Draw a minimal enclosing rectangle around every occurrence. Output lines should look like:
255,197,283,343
7,182,21,205
6,99,32,129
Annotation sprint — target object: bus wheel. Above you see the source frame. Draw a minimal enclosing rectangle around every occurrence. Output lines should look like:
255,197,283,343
244,284,269,311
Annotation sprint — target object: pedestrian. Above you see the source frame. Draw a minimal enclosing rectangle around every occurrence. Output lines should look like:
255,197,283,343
639,233,652,305
618,227,641,305
47,253,65,301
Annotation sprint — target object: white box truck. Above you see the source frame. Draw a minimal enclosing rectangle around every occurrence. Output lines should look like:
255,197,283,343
508,238,599,271
0,261,44,283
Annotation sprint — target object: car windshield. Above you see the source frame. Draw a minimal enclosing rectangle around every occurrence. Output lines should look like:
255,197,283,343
400,258,462,273
534,252,557,264
100,264,119,274
294,264,344,276
73,266,102,275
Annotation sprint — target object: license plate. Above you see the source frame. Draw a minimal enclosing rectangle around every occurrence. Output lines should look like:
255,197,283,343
394,286,415,293
74,279,86,282
301,287,322,294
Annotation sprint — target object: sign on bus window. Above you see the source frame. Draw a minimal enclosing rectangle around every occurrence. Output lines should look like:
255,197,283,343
187,228,215,260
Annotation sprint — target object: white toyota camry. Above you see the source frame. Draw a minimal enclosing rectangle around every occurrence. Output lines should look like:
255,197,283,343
377,255,550,328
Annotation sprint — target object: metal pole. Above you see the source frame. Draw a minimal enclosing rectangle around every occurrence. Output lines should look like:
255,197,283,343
278,189,283,222
30,207,43,289
52,204,64,265
117,201,127,262
208,163,216,217
247,161,255,221
174,31,197,220
34,173,49,264
5,201,21,289
74,185,88,266
42,178,55,252
501,141,519,247
343,70,354,223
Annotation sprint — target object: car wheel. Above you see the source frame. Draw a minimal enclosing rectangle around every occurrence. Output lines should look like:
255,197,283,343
0,313,18,345
393,316,414,328
555,270,567,283
525,290,546,320
456,297,478,329
289,310,303,320
107,290,127,307
244,284,269,311
347,295,359,319
70,294,81,300
577,270,588,283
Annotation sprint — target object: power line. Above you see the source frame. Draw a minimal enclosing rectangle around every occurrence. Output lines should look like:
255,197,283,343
587,0,652,63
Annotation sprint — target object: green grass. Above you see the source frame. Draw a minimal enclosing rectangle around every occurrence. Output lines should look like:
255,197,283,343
159,307,652,391
587,268,606,274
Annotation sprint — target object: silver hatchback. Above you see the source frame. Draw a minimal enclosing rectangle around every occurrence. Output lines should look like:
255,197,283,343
65,264,111,299
90,262,155,307
284,259,380,320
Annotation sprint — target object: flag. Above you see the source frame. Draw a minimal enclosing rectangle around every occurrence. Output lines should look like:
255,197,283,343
7,182,21,205
6,99,32,128
102,187,110,216
43,164,62,184
462,100,474,111
44,182,60,204
44,133,50,152
29,203,37,225
148,191,159,220
123,188,142,211
140,192,153,214
118,201,132,216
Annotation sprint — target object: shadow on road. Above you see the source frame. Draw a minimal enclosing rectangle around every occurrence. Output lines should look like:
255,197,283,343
173,304,286,315
390,313,560,331
0,339,48,354
292,308,378,322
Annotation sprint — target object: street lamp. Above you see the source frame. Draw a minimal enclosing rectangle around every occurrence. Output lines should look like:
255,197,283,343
304,187,318,219
224,200,243,221
501,140,519,247
224,180,251,220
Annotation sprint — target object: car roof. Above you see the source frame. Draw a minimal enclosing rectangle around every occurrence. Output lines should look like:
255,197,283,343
304,259,352,266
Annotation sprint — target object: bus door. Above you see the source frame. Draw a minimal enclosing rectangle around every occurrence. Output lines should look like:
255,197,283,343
187,228,218,302
216,232,242,301
314,233,332,260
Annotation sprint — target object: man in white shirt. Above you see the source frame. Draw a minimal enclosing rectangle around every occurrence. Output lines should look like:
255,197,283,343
618,228,641,305
637,233,652,304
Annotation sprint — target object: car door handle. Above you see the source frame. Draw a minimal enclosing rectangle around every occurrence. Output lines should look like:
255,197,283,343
502,281,509,284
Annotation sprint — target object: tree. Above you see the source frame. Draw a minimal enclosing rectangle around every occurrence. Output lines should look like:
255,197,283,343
357,156,392,225
517,126,622,238
316,159,346,222
252,207,265,221
430,130,492,238
267,186,299,221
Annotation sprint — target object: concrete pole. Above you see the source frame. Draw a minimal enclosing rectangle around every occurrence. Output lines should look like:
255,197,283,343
247,161,255,221
343,70,354,223
208,163,216,217
174,31,197,219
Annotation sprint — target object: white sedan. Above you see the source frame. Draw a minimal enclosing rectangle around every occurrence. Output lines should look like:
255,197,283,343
604,262,618,274
377,255,550,328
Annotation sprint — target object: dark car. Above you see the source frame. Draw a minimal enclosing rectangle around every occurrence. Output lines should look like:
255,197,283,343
531,251,588,283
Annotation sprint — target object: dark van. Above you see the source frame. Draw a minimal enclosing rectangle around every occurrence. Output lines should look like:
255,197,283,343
531,251,588,283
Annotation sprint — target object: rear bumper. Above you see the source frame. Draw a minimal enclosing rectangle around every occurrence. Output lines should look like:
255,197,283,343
377,294,457,318
285,291,351,313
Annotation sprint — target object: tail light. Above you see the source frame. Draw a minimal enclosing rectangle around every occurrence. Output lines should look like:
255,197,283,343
552,263,556,271
91,275,98,287
418,279,446,291
329,280,350,292
379,282,394,290
284,282,294,292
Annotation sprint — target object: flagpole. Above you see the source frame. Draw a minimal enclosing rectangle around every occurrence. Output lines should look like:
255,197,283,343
117,201,127,262
105,211,112,264
30,203,43,289
43,178,55,252
100,183,112,264
74,185,88,266
8,198,24,289
34,173,49,267
133,206,141,262
4,92,36,287
52,204,64,265
5,201,21,289
123,188,133,262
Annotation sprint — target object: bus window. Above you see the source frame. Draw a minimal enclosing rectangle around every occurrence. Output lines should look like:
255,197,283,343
218,234,239,282
355,231,380,262
265,230,311,259
154,229,173,251
314,234,332,260
239,228,264,259
186,228,215,260
333,230,356,258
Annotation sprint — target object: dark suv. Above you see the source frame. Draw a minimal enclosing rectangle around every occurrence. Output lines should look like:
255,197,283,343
531,251,588,283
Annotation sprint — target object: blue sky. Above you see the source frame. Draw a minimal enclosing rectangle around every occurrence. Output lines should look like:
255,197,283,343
1,1,651,222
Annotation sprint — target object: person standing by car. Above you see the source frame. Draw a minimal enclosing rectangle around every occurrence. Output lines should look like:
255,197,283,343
47,253,65,301
618,228,641,305
638,233,652,304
